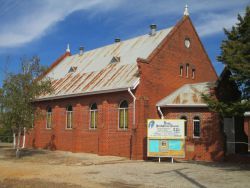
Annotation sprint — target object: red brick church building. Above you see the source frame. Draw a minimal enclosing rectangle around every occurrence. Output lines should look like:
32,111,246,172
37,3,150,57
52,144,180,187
26,9,225,161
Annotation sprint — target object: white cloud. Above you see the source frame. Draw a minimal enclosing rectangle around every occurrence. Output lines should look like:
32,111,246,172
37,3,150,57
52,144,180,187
0,0,122,48
196,12,239,37
0,0,248,47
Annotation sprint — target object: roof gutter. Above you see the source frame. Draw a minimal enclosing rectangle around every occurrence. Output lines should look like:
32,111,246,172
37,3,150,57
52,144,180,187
34,87,130,102
35,78,140,102
157,104,208,108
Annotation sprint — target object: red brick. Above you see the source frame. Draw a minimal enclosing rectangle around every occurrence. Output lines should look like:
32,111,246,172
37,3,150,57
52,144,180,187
26,17,224,162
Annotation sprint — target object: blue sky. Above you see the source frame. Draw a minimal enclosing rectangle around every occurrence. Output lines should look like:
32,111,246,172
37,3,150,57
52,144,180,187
0,0,249,86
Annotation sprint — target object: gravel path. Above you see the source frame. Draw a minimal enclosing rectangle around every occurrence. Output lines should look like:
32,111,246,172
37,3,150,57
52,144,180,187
0,145,249,188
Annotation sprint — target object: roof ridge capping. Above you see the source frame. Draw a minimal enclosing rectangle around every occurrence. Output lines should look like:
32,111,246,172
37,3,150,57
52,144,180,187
70,26,174,57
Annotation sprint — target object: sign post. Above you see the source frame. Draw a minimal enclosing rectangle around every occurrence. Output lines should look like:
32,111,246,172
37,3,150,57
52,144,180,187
147,119,185,162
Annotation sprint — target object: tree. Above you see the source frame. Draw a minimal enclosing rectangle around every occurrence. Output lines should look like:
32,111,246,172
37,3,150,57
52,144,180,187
203,6,250,116
0,56,52,157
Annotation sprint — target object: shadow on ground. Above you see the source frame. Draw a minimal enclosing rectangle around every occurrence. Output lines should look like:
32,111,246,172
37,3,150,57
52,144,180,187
183,160,250,172
1,178,83,188
101,181,142,188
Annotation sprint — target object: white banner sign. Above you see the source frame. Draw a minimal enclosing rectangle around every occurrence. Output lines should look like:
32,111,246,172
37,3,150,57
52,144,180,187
147,119,185,139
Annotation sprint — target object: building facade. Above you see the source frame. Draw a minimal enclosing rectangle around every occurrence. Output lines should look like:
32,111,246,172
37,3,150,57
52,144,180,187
244,112,250,151
26,14,225,161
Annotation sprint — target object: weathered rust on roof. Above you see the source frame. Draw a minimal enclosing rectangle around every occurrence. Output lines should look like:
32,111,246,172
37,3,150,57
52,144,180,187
157,82,215,107
38,26,173,100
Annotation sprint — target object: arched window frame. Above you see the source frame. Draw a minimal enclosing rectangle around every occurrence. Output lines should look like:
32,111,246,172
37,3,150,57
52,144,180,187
66,105,73,129
118,100,128,130
46,107,52,129
180,115,188,137
90,103,98,129
192,68,196,79
186,63,189,78
179,65,183,77
193,116,201,138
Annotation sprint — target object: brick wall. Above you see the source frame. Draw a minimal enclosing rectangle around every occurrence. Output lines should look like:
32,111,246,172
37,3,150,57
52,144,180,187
136,16,218,119
26,16,224,161
26,91,144,159
161,108,224,161
244,117,250,151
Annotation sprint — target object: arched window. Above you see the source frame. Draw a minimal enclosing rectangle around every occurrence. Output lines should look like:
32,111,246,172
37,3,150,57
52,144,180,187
46,107,52,129
66,105,73,129
186,63,189,78
193,116,200,137
180,116,187,137
179,65,183,77
119,100,128,129
90,103,98,129
192,68,195,79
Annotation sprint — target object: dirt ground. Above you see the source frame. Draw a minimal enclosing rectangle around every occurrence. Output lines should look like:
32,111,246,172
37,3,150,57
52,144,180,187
0,143,249,188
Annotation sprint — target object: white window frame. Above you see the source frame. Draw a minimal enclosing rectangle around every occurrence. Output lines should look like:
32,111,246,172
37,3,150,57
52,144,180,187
89,109,98,129
66,110,73,129
118,107,128,130
46,111,52,129
192,69,195,79
186,64,189,78
180,116,187,137
180,66,183,77
193,118,201,138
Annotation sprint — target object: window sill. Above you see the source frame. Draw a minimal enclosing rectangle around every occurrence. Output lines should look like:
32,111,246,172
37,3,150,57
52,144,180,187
89,128,97,131
193,136,200,139
45,128,52,130
118,128,128,131
65,128,73,130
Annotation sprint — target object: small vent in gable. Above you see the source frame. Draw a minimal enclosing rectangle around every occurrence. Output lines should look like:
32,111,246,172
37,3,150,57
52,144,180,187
110,56,120,64
68,66,77,73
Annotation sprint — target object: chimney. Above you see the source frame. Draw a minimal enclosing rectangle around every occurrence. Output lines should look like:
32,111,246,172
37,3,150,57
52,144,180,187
115,38,121,43
150,24,157,36
79,46,84,55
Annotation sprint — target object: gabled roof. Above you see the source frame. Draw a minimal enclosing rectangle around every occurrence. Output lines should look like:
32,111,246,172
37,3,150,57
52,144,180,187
38,26,173,100
156,82,214,107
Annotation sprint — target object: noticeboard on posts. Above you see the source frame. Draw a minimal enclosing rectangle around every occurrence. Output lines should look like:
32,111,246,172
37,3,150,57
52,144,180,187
147,119,185,158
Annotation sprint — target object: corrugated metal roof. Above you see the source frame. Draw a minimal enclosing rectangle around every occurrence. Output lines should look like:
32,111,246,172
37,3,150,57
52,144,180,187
156,82,214,107
38,27,173,100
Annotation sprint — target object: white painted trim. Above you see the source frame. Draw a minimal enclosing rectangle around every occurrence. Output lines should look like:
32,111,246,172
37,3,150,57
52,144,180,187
157,104,208,108
89,109,98,130
157,106,164,119
46,112,52,129
66,111,73,129
128,88,136,128
193,119,201,138
35,88,131,101
118,107,128,130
